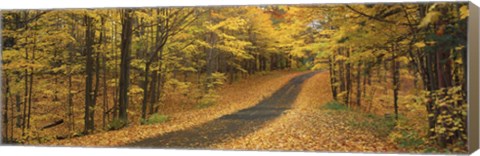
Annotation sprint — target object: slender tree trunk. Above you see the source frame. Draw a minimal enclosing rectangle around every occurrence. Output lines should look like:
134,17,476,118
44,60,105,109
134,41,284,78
425,48,437,137
118,9,134,123
356,63,362,107
140,18,151,121
0,12,5,143
205,31,216,92
67,17,76,132
270,54,276,71
3,73,10,142
67,69,74,131
22,37,29,137
83,14,95,134
91,36,101,131
100,17,108,129
26,40,35,131
261,56,267,71
15,94,21,129
141,63,150,120
338,48,345,102
155,49,166,113
228,63,234,84
26,19,38,133
345,47,351,106
329,52,338,100
10,90,15,141
102,54,108,129
111,15,119,120
149,71,158,115
148,19,158,115
392,46,399,120
155,71,163,113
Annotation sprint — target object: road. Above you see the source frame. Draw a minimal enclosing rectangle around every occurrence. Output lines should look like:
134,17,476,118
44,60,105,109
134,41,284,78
126,71,318,149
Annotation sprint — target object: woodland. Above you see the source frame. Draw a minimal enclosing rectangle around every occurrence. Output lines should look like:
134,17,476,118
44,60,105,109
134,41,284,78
1,2,469,153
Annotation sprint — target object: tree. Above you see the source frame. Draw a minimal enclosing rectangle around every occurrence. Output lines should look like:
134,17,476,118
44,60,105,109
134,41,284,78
118,9,134,124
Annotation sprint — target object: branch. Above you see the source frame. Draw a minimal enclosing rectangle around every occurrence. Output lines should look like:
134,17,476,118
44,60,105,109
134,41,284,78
23,11,50,26
40,119,64,130
345,5,412,26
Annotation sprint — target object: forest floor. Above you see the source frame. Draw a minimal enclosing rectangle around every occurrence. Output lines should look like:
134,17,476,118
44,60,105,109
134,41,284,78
47,70,401,153
47,70,306,147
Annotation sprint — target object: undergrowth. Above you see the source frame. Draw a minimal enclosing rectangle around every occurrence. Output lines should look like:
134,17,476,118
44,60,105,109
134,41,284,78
140,113,169,125
196,92,218,109
321,100,447,153
323,101,348,111
323,100,396,138
349,113,397,138
107,119,127,131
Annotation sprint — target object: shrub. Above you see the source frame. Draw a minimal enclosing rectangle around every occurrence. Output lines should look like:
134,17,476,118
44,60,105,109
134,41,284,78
206,72,227,90
141,113,169,125
107,118,127,131
295,66,310,72
196,91,218,109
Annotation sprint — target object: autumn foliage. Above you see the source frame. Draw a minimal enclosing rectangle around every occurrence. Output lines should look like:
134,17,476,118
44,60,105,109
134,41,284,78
1,2,469,154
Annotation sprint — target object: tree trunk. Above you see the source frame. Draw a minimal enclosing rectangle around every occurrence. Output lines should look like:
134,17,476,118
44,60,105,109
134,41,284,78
91,41,101,131
228,64,235,84
118,9,134,123
425,48,437,138
102,53,108,129
67,16,76,132
149,71,158,115
345,47,351,106
112,15,119,119
3,73,10,142
67,69,74,131
141,63,150,120
22,37,29,137
26,20,38,133
356,63,362,107
98,16,107,129
270,54,276,71
205,31,217,92
26,42,35,131
0,11,5,142
83,14,95,134
329,52,338,100
338,48,346,102
15,94,21,129
392,46,399,120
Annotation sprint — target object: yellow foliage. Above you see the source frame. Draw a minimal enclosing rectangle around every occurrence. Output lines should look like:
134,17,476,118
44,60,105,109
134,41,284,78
459,5,469,19
418,11,441,28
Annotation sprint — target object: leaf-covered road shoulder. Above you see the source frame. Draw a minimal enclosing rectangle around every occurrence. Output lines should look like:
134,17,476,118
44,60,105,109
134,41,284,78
212,72,398,152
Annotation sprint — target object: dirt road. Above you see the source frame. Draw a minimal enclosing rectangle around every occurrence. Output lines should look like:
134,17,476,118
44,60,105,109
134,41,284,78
126,71,318,149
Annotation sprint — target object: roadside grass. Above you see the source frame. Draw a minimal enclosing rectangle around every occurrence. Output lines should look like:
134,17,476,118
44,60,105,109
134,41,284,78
322,100,395,138
321,100,435,153
140,113,169,125
322,101,349,111
349,113,397,138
